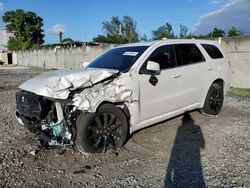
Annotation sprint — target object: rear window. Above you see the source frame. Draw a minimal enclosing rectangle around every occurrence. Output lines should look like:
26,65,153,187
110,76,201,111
201,44,224,59
177,44,205,65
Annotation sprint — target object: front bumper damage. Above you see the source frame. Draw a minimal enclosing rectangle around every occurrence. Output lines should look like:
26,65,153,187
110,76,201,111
16,90,77,146
15,69,137,147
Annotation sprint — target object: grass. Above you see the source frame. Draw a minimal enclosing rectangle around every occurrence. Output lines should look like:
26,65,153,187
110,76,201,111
228,87,250,98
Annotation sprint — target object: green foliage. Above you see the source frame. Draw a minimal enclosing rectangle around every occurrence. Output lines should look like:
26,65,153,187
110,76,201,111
122,16,139,43
227,27,244,37
2,9,44,51
179,25,188,39
93,16,139,44
185,33,208,39
140,34,148,41
152,23,176,40
62,38,74,43
7,36,29,51
93,34,128,44
92,35,108,43
102,16,121,36
207,28,225,38
228,87,250,98
94,17,246,44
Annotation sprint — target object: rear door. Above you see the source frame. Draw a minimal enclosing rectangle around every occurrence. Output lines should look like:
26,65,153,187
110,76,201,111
200,43,225,80
200,43,231,94
174,43,207,107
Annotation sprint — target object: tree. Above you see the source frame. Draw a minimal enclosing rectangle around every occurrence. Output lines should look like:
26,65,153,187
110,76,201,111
62,38,74,43
122,16,139,43
152,22,176,40
140,33,148,41
185,34,208,39
227,27,244,37
207,28,225,38
93,34,128,44
179,25,188,39
92,34,109,43
2,9,44,51
93,16,139,44
102,16,122,36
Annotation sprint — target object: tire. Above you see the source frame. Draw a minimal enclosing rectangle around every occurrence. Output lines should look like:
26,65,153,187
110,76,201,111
201,83,224,115
75,104,128,153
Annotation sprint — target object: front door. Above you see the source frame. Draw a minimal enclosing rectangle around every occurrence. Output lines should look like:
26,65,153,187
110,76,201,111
138,45,182,121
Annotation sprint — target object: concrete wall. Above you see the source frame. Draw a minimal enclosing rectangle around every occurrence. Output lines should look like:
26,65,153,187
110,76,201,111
219,36,250,88
0,29,14,53
14,45,114,69
0,52,7,64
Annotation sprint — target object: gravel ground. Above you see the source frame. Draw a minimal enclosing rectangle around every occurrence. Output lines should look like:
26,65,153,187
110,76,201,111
0,65,249,188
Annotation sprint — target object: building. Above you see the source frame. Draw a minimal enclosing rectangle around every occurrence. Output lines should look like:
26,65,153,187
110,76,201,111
0,29,14,64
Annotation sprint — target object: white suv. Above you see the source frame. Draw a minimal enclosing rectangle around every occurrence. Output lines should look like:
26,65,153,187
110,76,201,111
16,39,231,153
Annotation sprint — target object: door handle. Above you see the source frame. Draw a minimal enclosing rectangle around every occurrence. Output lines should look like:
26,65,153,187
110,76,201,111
171,74,181,78
207,68,214,71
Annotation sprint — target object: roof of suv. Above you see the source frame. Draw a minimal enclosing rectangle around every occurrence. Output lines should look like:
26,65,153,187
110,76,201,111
119,39,219,48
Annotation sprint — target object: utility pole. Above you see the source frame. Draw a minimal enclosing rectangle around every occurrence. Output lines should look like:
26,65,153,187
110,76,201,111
59,31,63,43
128,28,131,43
211,28,214,38
118,24,122,35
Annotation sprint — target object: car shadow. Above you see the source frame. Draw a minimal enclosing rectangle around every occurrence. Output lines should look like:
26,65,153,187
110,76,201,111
163,113,206,188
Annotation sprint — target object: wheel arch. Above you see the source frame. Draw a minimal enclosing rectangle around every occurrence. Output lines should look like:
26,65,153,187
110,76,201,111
212,78,224,88
96,101,131,120
201,78,225,107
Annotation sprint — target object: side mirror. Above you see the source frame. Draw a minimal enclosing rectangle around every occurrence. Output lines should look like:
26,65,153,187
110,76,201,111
146,61,160,74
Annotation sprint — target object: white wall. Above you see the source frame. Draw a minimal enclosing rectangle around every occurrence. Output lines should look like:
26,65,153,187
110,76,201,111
0,29,14,52
14,45,113,69
220,36,250,88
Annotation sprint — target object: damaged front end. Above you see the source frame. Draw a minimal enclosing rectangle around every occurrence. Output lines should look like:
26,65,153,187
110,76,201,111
16,90,77,147
15,68,135,148
15,45,150,151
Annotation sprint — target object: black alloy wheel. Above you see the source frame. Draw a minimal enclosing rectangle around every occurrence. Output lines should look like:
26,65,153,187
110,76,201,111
202,83,224,115
86,112,124,152
76,104,128,153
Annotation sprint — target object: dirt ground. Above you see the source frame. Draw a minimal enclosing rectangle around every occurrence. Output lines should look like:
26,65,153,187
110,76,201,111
0,65,249,188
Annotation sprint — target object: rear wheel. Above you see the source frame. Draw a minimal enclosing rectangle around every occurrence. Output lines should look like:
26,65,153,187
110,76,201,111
202,83,224,115
75,104,128,153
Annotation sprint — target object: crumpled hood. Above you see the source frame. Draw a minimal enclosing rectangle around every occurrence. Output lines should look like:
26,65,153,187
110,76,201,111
19,68,118,99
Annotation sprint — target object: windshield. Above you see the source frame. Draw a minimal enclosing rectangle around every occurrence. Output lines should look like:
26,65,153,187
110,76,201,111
88,46,149,72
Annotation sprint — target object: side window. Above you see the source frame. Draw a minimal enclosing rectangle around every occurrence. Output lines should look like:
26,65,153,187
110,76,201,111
177,44,205,66
201,44,224,59
147,45,176,70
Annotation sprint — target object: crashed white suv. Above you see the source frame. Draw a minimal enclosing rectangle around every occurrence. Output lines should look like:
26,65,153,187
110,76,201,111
16,39,231,153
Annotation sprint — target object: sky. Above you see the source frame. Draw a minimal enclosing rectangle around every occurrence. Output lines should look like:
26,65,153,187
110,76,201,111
0,0,249,44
